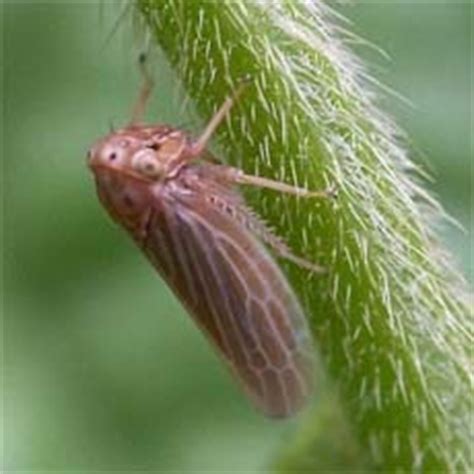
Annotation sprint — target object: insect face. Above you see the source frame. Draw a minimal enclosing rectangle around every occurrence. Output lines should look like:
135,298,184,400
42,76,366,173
87,126,188,183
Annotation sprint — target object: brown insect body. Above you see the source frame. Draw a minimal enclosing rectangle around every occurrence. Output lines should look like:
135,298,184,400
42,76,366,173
88,75,331,417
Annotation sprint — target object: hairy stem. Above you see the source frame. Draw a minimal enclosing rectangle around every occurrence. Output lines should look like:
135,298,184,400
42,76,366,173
135,1,472,471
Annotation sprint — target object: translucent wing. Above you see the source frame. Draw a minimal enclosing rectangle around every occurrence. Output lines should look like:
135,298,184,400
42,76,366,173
143,181,314,417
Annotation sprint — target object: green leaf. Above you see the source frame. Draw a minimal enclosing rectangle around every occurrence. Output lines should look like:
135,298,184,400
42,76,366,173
135,1,472,471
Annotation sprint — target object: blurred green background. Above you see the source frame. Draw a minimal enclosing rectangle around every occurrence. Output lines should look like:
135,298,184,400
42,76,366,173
4,2,471,471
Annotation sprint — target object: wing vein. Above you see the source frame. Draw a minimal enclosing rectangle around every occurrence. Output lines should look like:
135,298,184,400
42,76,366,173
180,211,257,371
163,203,199,307
184,206,297,364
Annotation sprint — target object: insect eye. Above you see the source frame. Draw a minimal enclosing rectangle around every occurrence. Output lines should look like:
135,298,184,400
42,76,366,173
132,150,163,179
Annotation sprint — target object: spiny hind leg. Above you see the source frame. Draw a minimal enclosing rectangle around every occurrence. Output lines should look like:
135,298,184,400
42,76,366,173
207,191,325,273
237,204,326,273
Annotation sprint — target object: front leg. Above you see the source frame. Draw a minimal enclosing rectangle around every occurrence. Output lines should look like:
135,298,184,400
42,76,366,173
188,78,251,158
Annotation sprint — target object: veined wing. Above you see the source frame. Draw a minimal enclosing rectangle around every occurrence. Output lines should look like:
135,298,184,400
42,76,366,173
143,187,314,417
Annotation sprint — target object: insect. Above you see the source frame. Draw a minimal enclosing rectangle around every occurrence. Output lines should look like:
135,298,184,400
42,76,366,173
87,60,335,417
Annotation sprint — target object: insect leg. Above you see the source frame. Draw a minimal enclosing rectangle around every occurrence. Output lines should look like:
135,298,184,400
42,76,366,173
129,53,154,125
234,204,326,274
215,166,337,199
201,173,327,273
190,78,251,156
237,173,337,199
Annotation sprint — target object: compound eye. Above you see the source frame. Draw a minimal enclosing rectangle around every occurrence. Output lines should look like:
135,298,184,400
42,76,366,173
132,149,163,179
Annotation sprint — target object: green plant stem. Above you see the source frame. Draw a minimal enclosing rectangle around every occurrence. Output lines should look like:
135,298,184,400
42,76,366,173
135,1,472,471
